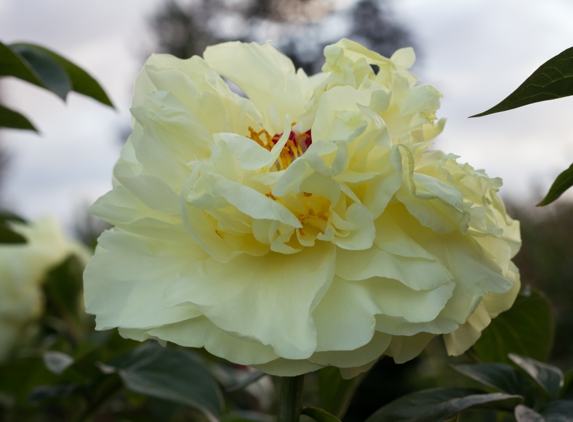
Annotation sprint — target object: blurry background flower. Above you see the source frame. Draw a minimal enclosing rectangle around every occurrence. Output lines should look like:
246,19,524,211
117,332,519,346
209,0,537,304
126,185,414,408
0,216,89,361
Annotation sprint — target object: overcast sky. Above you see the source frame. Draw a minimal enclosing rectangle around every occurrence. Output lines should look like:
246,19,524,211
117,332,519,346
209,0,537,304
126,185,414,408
1,0,573,230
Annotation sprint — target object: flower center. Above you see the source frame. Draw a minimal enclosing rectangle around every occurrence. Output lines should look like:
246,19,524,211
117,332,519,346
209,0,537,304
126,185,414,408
247,125,312,171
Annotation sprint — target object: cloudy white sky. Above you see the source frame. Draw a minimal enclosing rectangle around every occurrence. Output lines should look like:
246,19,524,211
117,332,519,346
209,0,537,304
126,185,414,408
1,0,573,230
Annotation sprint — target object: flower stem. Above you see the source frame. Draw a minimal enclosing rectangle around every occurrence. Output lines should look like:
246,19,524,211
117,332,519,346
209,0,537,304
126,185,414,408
277,375,305,422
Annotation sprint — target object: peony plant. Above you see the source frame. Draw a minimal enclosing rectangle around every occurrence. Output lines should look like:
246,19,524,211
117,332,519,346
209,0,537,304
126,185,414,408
83,39,521,415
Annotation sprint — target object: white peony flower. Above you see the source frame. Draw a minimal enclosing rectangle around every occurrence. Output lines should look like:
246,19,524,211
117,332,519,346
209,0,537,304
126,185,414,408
84,39,520,377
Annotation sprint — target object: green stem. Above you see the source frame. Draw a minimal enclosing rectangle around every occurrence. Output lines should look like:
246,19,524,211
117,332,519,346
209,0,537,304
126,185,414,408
277,375,305,422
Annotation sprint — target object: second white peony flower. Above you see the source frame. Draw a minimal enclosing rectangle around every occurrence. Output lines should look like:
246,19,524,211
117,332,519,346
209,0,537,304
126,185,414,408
84,39,521,377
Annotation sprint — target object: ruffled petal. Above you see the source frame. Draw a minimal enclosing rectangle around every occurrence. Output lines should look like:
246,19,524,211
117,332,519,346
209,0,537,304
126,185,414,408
84,229,207,330
163,242,336,359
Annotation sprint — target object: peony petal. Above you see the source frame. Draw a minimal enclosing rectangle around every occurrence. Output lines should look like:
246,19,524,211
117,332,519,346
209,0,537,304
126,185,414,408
204,41,309,134
339,360,378,379
186,173,301,228
84,229,207,330
333,203,375,250
386,332,435,364
309,331,391,367
336,246,452,291
145,316,279,365
312,276,379,352
252,358,324,377
163,242,336,359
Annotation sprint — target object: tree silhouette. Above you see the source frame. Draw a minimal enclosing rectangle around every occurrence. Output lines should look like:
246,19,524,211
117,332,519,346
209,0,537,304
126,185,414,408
149,0,417,75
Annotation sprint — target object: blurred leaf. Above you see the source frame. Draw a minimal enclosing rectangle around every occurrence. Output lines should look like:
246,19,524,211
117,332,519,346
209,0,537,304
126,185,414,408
515,404,544,422
9,44,71,100
537,163,573,206
453,363,536,406
11,43,114,108
0,40,45,88
541,400,573,420
0,210,26,223
562,370,573,399
471,46,573,117
224,370,265,393
473,289,554,363
0,103,37,132
43,254,85,324
509,354,564,401
302,406,342,422
109,342,223,420
28,383,76,405
318,366,363,418
365,388,523,422
43,351,74,376
0,221,26,244
0,357,59,406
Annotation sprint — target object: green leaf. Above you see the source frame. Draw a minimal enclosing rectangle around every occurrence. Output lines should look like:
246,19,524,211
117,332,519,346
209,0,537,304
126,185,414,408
302,406,342,422
541,400,573,420
0,103,37,132
318,366,363,418
515,404,544,422
471,46,573,117
561,370,573,399
0,221,26,244
453,363,536,406
537,163,573,206
109,342,223,420
0,357,59,406
0,40,45,88
0,211,27,244
43,254,85,324
509,354,564,401
11,43,114,108
365,388,523,422
28,383,77,405
473,288,554,363
9,44,71,100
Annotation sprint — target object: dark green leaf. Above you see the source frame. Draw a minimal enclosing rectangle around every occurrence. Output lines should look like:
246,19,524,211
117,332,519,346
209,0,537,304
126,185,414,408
509,354,563,400
0,103,37,132
28,383,76,405
10,44,71,100
541,400,573,421
473,288,554,363
43,254,85,324
562,370,573,400
302,406,342,422
453,363,535,405
11,43,114,108
365,388,523,422
515,404,544,422
537,163,573,206
0,220,26,244
109,342,223,420
43,351,74,376
318,366,363,418
0,40,45,88
471,46,573,117
0,357,59,406
0,210,26,223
